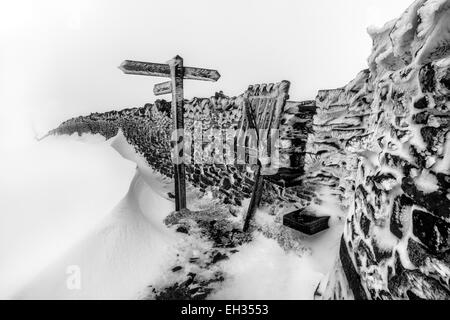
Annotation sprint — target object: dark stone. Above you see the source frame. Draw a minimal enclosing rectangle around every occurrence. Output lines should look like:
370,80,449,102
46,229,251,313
391,89,404,101
182,273,196,287
377,290,393,300
407,290,424,300
419,63,436,93
413,111,429,124
282,209,330,235
387,265,393,280
176,226,189,234
440,69,450,90
355,184,368,198
188,286,200,295
412,209,450,253
360,213,371,238
421,126,440,150
408,145,427,168
172,266,182,272
394,251,404,278
339,237,367,300
356,239,376,267
407,238,430,267
402,176,450,219
413,96,428,109
152,270,218,300
222,177,232,190
390,194,413,239
388,252,409,298
211,251,229,264
399,270,450,299
395,129,409,140
382,153,404,167
349,215,357,241
196,218,251,248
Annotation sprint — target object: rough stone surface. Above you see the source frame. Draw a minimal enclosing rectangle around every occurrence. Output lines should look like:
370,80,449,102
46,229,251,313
318,0,450,300
48,0,449,301
49,84,316,209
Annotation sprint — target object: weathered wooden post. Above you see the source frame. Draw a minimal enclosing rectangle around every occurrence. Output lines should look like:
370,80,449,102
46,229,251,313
119,55,220,212
167,55,186,211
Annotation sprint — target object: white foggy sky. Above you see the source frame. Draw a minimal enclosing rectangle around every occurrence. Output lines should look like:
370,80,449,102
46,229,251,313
1,0,413,135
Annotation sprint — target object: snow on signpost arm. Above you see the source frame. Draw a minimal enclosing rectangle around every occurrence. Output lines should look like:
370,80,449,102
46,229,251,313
119,60,220,81
119,55,220,212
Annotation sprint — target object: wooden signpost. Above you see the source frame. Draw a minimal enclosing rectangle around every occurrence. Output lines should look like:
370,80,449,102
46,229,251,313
153,81,172,96
119,55,220,212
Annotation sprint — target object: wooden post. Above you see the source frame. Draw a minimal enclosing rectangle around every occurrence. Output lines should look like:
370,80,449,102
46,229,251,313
119,56,220,212
168,55,187,211
243,164,264,232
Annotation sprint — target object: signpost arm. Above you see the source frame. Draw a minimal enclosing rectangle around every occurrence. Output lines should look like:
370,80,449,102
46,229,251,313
119,56,220,212
168,55,187,211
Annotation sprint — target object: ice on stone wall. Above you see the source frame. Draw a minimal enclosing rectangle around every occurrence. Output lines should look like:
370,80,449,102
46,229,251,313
319,0,450,300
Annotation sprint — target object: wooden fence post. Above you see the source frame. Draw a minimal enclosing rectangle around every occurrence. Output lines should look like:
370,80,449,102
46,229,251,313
168,55,187,211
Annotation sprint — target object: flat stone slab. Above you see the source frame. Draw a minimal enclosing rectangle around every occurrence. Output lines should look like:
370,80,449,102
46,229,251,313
283,209,330,235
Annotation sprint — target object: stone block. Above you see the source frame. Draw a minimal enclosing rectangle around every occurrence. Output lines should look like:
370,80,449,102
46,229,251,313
412,209,450,254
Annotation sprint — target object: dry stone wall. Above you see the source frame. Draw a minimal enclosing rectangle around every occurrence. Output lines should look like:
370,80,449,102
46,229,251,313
317,0,450,300
49,0,449,300
50,88,316,208
303,70,373,209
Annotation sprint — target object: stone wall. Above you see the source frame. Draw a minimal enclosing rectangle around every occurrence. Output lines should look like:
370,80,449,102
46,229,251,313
317,0,450,299
48,0,449,300
303,70,373,209
50,86,316,208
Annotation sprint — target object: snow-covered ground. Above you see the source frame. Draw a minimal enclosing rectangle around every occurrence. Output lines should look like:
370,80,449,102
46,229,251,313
2,132,343,300
16,170,180,299
210,233,334,300
0,133,136,299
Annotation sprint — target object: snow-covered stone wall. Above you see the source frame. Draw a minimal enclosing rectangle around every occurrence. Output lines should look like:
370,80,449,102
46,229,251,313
317,0,450,299
49,87,316,207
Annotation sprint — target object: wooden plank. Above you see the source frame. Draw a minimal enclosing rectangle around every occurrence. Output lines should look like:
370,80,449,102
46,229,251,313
184,67,220,82
168,55,187,211
119,60,170,77
153,81,172,96
243,165,264,232
119,60,220,81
